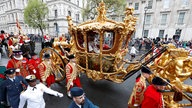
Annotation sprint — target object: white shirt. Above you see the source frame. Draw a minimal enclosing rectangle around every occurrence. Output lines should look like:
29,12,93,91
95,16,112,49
130,46,137,54
19,83,59,108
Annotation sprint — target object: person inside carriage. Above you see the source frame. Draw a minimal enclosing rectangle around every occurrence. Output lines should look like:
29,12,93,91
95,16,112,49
7,50,29,78
87,33,100,53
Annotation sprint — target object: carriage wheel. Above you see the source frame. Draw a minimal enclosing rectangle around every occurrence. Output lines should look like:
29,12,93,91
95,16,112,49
39,47,67,82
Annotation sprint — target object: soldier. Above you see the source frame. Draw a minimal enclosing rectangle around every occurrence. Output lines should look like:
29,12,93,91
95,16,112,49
7,50,29,77
0,68,27,108
141,76,168,108
18,75,63,108
39,53,56,87
66,54,82,98
28,52,41,80
69,87,99,108
128,66,152,108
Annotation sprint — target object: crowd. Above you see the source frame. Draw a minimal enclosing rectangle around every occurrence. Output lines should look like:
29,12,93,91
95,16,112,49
128,36,192,61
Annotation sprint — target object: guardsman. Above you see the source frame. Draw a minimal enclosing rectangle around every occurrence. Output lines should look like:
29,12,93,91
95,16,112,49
28,53,41,80
66,54,82,98
69,87,99,108
18,75,63,108
0,68,27,108
128,66,152,108
7,50,29,77
39,53,56,87
141,77,168,108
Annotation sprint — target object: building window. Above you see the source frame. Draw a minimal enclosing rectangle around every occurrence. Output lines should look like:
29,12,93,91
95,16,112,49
145,15,151,25
178,12,185,25
159,30,164,38
148,0,153,9
163,0,170,9
68,11,71,16
134,3,139,10
76,13,79,21
161,14,167,25
141,1,146,4
122,17,124,21
144,30,149,37
54,10,57,18
182,0,189,6
77,0,79,6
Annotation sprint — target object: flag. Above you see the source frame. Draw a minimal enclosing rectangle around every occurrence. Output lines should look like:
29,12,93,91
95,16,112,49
16,18,21,30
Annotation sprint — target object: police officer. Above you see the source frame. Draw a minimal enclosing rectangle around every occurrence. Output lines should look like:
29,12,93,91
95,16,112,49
69,87,99,108
0,68,27,108
19,75,63,108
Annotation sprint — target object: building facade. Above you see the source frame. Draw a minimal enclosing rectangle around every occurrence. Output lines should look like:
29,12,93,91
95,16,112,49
127,0,192,41
0,0,85,36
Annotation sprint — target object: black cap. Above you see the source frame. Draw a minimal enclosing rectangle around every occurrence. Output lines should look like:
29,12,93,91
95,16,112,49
70,87,84,97
13,50,22,56
31,52,37,56
67,54,75,59
141,66,152,74
1,30,4,34
25,75,36,82
64,48,70,52
43,53,50,59
152,76,168,86
5,68,16,74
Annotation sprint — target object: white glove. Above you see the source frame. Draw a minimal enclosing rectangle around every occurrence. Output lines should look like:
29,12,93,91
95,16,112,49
70,82,73,86
16,68,20,72
57,93,63,98
33,69,36,74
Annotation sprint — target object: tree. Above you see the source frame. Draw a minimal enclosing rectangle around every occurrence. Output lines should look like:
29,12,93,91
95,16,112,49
82,0,126,20
24,0,48,36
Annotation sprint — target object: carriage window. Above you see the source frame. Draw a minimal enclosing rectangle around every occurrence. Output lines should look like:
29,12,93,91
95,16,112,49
87,31,100,53
77,31,84,48
103,31,114,50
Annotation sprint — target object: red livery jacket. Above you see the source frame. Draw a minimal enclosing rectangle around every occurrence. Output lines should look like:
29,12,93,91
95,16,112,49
38,61,55,87
66,62,81,91
141,85,164,108
28,58,41,79
7,57,29,78
128,74,146,108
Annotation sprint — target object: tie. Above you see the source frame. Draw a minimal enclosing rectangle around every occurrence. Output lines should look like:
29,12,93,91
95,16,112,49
13,79,15,83
32,87,37,91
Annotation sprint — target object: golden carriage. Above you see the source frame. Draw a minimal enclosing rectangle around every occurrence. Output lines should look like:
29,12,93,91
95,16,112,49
40,1,137,83
39,1,192,107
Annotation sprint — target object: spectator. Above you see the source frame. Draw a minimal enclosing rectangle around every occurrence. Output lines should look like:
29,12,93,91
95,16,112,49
68,87,99,108
130,44,138,61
